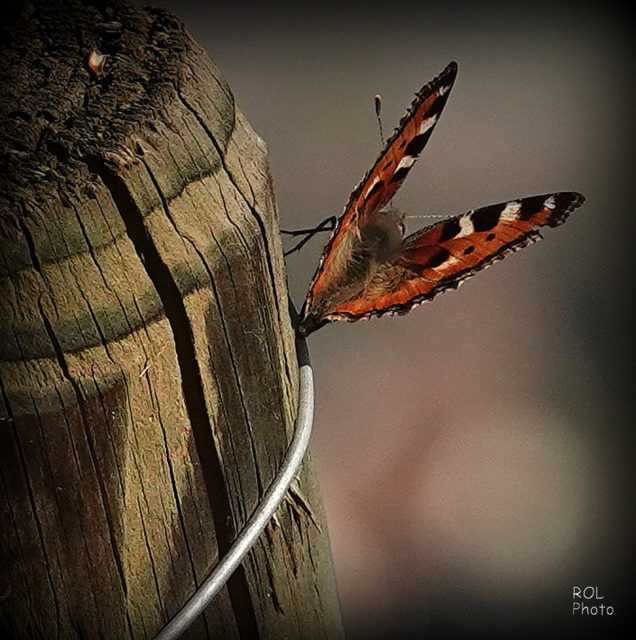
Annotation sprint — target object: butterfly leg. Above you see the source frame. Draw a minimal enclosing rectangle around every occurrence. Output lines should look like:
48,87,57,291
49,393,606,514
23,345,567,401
282,216,337,256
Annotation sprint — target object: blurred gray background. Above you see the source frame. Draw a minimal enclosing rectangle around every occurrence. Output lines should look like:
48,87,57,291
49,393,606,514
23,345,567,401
155,2,633,637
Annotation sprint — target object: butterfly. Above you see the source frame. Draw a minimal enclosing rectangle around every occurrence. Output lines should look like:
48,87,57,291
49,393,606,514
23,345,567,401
296,61,585,337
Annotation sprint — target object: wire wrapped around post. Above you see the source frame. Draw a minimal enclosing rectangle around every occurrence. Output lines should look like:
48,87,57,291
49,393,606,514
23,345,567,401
153,303,314,640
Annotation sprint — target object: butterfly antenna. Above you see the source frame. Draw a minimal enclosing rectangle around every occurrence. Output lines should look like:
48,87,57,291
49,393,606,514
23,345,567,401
404,213,446,221
374,94,384,147
375,92,400,211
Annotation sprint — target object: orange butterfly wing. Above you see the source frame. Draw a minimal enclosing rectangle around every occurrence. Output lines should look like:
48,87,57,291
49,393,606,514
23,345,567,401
327,192,585,320
301,62,458,322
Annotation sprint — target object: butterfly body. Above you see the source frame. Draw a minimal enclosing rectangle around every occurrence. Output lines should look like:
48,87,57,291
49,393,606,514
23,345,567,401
300,209,406,335
297,62,584,336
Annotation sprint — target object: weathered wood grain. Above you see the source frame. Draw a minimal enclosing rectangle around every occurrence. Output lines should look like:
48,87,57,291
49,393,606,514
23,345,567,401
0,1,343,638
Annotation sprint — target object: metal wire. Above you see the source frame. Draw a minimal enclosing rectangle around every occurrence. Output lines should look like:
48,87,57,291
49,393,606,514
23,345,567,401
152,317,313,640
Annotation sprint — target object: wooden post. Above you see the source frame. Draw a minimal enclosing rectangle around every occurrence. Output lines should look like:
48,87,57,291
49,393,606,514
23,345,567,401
0,1,343,638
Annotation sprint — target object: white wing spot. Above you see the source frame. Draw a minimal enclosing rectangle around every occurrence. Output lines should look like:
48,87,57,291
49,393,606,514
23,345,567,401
419,114,438,135
455,215,474,238
439,254,461,269
544,195,556,210
500,201,521,222
395,155,416,172
364,176,381,199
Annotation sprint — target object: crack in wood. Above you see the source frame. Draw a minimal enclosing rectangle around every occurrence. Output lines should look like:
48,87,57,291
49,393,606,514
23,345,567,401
84,154,259,637
140,154,266,513
152,386,199,588
0,375,62,634
36,298,129,608
175,90,279,301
